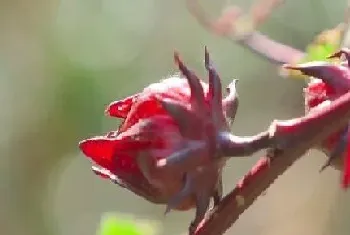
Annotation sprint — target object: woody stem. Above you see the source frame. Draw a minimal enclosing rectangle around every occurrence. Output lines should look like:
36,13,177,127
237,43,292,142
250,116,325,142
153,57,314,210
195,90,350,235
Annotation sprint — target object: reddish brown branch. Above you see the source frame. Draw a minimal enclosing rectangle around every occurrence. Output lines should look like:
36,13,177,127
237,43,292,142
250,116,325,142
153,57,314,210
242,32,305,65
186,0,305,64
195,89,350,235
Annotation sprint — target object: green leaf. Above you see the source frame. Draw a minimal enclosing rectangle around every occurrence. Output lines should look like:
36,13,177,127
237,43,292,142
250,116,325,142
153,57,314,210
306,44,328,61
98,214,159,235
99,216,141,235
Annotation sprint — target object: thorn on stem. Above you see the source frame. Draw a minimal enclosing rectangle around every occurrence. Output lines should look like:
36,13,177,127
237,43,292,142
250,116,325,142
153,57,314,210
327,48,350,67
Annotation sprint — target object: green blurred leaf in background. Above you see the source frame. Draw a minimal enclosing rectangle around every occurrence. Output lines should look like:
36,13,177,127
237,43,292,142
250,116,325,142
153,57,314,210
98,213,161,235
281,25,342,79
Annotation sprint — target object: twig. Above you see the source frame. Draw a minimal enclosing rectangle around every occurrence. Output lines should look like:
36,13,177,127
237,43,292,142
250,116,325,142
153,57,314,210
194,85,350,234
340,0,350,47
186,0,305,64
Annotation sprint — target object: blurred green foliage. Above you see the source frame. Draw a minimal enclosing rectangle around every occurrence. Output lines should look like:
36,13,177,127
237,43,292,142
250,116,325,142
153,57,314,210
99,216,143,235
98,214,159,235
284,26,342,79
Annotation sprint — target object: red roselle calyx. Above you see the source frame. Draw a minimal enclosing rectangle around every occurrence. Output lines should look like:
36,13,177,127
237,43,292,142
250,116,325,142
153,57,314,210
283,48,350,189
78,47,272,233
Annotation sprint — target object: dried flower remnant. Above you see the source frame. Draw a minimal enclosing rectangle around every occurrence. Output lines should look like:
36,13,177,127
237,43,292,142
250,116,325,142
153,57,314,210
285,48,350,188
79,48,272,233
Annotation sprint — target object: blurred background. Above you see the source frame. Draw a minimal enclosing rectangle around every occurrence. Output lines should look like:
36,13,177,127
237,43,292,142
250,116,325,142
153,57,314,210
1,0,349,235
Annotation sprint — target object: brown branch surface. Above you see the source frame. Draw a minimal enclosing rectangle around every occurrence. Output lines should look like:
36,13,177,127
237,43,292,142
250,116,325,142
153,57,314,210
194,89,350,235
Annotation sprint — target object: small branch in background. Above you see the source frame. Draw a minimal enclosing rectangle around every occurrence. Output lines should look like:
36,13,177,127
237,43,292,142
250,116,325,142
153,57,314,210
340,0,350,47
250,0,284,27
194,84,350,235
186,0,305,64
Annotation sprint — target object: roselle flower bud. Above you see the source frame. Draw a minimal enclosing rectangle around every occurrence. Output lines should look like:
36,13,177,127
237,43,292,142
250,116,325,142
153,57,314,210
79,48,272,233
285,48,350,188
